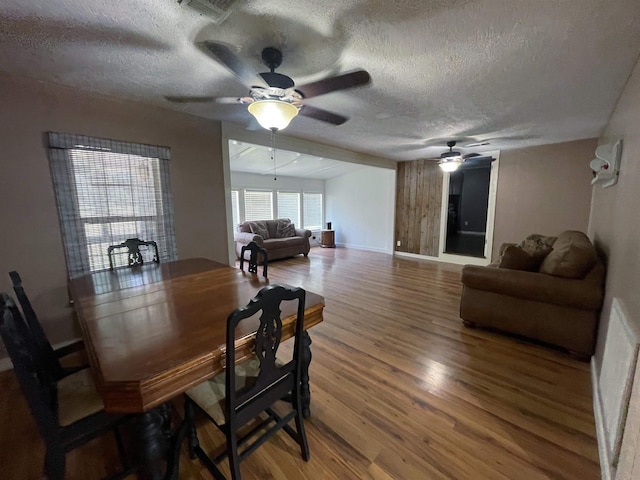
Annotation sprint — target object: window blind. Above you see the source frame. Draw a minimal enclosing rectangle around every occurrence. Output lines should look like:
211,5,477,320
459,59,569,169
303,193,323,230
244,190,273,221
48,132,177,277
277,191,301,226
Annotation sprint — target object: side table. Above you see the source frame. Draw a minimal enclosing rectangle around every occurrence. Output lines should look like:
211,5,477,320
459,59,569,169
321,230,335,248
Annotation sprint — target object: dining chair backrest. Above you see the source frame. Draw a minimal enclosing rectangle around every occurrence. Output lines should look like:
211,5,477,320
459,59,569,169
9,271,65,380
1,292,133,480
226,284,305,427
0,292,58,441
107,237,159,270
239,241,268,278
184,283,310,479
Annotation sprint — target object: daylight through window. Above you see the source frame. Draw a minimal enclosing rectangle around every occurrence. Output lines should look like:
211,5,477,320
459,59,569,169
49,133,177,277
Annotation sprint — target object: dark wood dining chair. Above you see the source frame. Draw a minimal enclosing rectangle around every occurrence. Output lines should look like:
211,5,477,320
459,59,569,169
0,292,134,480
184,284,310,480
9,270,87,381
239,241,268,277
107,237,159,270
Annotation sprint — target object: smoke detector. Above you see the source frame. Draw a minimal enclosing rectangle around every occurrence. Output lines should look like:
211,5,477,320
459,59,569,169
178,0,244,24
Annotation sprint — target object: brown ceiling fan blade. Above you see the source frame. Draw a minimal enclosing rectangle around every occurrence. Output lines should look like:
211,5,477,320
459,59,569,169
295,70,371,99
164,96,218,103
299,105,348,125
198,41,268,89
216,96,253,104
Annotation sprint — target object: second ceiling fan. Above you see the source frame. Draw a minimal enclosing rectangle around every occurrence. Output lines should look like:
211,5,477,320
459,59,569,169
437,141,486,172
167,42,372,131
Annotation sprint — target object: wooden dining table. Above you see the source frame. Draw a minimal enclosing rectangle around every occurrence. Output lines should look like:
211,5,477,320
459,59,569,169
68,257,325,480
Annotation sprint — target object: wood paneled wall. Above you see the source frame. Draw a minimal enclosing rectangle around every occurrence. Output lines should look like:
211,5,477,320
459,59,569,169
395,160,443,256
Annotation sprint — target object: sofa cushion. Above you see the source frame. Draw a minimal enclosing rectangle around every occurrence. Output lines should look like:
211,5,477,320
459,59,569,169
499,245,538,271
249,221,270,240
275,218,296,238
539,231,597,279
265,237,305,249
518,234,556,264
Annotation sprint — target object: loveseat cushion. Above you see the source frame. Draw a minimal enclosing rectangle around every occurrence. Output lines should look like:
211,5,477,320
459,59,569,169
518,234,557,265
275,218,296,238
499,245,538,271
539,231,597,279
265,237,305,249
249,221,270,240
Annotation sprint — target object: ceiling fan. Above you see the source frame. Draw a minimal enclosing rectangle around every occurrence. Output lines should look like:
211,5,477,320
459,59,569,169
166,42,372,131
437,141,487,172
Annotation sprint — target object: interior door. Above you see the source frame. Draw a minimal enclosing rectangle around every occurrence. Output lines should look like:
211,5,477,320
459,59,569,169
439,152,500,265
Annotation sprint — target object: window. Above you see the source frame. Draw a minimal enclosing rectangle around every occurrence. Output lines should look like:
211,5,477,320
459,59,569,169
303,193,323,230
244,190,273,221
230,190,240,230
277,192,301,226
49,133,177,277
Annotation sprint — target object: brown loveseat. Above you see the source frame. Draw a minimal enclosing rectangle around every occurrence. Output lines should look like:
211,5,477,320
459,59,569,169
460,230,605,359
235,219,311,262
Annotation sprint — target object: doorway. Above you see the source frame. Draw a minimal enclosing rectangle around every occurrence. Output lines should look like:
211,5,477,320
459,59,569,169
439,154,499,265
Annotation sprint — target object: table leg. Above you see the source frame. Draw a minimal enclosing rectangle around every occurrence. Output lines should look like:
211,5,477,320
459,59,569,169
136,403,187,480
301,331,312,418
136,408,166,480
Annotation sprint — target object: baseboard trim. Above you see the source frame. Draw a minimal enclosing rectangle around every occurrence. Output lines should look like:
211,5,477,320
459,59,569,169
592,357,613,480
335,243,391,254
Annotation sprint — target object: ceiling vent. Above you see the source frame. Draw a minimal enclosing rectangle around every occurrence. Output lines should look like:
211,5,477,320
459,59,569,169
178,0,244,24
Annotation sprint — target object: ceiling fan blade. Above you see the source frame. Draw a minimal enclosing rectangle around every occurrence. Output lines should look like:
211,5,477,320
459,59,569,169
216,96,254,104
198,41,268,89
165,95,253,105
164,96,218,103
295,69,371,99
299,105,348,125
462,153,482,159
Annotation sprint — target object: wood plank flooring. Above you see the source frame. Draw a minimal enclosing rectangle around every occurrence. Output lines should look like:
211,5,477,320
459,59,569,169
0,248,600,479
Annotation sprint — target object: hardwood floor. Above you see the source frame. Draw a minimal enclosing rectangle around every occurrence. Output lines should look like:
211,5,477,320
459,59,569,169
0,248,600,479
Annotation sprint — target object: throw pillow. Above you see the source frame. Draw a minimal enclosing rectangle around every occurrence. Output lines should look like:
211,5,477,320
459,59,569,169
275,218,296,238
539,239,597,278
499,245,538,271
249,221,270,240
518,234,557,265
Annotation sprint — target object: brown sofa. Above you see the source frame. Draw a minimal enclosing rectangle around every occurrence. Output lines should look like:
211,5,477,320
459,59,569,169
235,219,311,262
460,230,605,359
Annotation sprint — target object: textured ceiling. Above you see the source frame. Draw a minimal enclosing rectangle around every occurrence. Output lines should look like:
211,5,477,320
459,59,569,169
1,0,640,162
229,141,365,179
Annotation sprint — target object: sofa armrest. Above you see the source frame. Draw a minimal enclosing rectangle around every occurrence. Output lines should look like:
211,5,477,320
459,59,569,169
295,228,312,239
461,265,603,310
234,231,264,247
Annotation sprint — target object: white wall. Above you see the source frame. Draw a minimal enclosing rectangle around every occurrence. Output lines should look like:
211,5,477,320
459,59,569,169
325,167,396,253
230,172,324,192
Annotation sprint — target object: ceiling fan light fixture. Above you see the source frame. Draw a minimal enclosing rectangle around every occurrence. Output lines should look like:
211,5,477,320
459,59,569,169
438,158,462,172
248,100,299,131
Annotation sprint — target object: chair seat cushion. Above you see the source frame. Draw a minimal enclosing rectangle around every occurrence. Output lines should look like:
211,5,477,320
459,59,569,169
186,356,284,425
57,368,105,426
